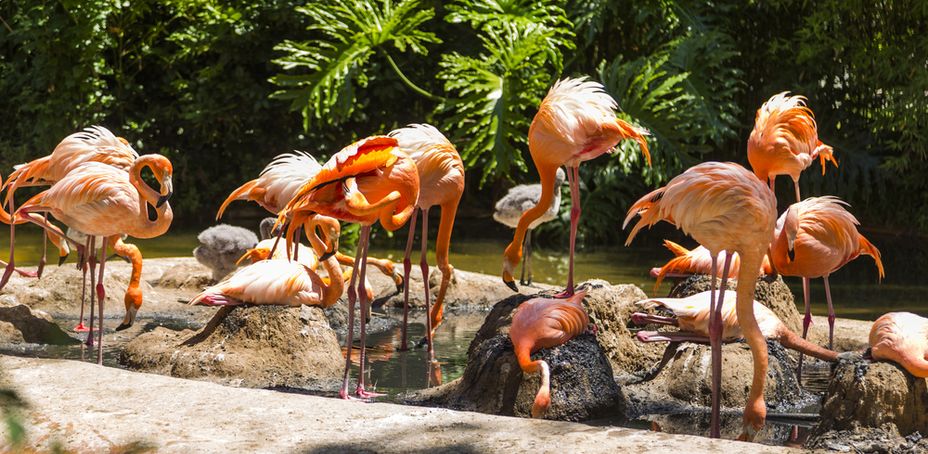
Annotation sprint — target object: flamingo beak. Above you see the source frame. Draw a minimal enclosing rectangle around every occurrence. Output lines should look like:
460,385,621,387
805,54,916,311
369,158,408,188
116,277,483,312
157,177,173,208
58,253,68,266
320,249,336,261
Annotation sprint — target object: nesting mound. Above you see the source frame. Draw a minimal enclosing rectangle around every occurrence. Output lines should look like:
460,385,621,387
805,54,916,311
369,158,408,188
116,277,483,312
324,304,400,339
408,281,630,421
121,305,343,390
813,357,928,437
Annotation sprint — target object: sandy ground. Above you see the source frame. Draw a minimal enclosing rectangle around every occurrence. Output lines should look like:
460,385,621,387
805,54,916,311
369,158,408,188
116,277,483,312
1,355,798,453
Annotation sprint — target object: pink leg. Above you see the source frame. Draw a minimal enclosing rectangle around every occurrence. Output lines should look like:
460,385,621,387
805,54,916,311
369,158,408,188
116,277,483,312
96,237,108,364
556,166,581,298
399,209,418,352
36,213,48,278
74,235,91,332
797,277,812,378
419,207,435,360
793,179,801,203
631,312,679,327
824,275,835,350
0,196,17,290
292,229,301,263
85,236,97,347
0,260,36,278
339,226,364,400
521,229,533,286
355,225,383,399
636,330,710,344
709,252,732,439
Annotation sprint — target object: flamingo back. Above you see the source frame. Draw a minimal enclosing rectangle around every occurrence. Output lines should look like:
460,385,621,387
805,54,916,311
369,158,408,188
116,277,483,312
257,151,321,211
510,292,590,354
390,124,464,208
638,291,782,340
747,93,827,181
190,259,327,307
869,312,928,377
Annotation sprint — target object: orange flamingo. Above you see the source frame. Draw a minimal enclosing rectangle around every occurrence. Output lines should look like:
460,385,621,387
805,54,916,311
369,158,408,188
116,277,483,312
869,312,928,378
631,290,838,362
389,124,465,353
1,126,138,287
192,217,344,308
624,161,777,440
17,155,174,363
217,151,403,289
650,240,773,291
747,92,838,202
278,136,418,399
502,77,650,295
770,196,883,355
509,291,590,418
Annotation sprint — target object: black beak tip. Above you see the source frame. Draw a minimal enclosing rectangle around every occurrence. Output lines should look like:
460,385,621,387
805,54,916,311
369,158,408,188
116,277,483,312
58,255,67,266
320,250,336,261
787,248,796,262
115,322,132,332
504,279,519,293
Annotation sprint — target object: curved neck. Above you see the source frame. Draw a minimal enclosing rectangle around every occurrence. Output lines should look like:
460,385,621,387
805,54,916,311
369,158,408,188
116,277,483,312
319,255,344,307
129,158,171,237
777,328,838,361
734,248,769,411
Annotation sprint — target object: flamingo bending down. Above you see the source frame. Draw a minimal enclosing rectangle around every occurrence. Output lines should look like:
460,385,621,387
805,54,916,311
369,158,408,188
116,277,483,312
389,124,465,353
494,168,566,286
624,161,777,440
192,217,344,308
770,196,883,372
217,151,403,289
747,92,837,202
503,77,650,295
869,312,928,378
650,240,773,291
1,126,138,287
278,136,418,399
509,291,590,418
17,155,174,363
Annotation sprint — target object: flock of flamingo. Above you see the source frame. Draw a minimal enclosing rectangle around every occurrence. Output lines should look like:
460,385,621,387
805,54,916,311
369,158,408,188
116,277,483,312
0,76,925,443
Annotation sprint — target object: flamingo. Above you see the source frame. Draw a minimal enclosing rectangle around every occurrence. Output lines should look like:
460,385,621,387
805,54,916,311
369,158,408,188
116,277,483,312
493,168,566,286
278,136,418,399
631,290,838,362
509,291,590,418
191,217,344,308
217,151,403,289
650,240,773,291
770,197,884,360
1,126,138,288
624,161,777,440
869,312,928,378
389,124,465,353
747,92,838,202
502,77,650,295
17,155,174,363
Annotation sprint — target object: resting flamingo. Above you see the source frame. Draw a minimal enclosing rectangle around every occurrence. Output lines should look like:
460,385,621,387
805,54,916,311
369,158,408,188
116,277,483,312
869,312,928,378
217,151,402,288
747,92,837,202
624,161,777,440
650,240,773,291
278,136,418,399
502,77,650,295
17,155,174,363
1,126,138,288
191,217,344,308
494,168,566,286
509,291,590,418
770,196,883,375
389,124,465,353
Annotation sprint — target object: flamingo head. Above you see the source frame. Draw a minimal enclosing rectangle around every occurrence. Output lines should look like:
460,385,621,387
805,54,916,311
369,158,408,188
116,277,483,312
237,247,270,266
502,244,520,292
116,285,143,331
139,154,174,208
307,215,341,261
738,396,767,441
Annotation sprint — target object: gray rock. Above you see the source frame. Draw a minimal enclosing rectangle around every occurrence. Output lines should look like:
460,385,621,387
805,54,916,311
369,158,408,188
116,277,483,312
0,304,78,345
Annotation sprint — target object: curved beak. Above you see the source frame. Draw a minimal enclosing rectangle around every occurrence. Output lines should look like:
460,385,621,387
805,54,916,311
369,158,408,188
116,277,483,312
157,176,173,208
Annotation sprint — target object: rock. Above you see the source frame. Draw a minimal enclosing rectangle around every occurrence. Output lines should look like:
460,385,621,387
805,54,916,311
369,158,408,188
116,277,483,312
120,304,343,390
407,282,622,422
813,358,928,437
0,320,24,343
0,304,78,345
323,304,400,339
808,426,928,453
152,261,213,291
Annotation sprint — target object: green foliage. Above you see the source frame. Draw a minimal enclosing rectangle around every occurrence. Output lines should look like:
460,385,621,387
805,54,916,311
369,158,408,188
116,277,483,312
1,383,27,449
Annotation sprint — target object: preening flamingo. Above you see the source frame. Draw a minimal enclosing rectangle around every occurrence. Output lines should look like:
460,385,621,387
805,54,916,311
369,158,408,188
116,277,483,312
747,92,837,202
650,240,772,291
17,155,174,363
278,136,418,399
624,161,777,440
509,291,590,418
770,196,883,357
869,312,928,378
217,151,403,288
493,168,566,286
1,126,138,287
502,77,650,295
389,124,465,353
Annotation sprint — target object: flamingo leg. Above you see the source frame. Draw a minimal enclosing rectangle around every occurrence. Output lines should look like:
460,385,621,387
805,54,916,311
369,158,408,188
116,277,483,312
797,276,812,378
824,275,835,350
85,236,97,348
709,253,733,439
419,207,434,360
521,229,532,286
630,312,679,327
0,196,17,290
399,209,418,352
36,213,48,278
355,225,383,399
636,331,708,344
338,226,363,401
793,179,801,203
292,228,300,263
96,237,108,365
555,166,581,298
74,234,92,332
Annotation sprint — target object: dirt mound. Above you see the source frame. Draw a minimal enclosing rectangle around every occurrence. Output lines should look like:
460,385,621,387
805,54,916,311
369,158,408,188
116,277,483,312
808,426,928,453
324,304,400,339
121,304,343,390
814,357,928,437
0,303,78,345
152,260,214,291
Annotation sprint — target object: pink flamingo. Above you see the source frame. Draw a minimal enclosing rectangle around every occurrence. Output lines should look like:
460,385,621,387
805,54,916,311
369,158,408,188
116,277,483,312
869,312,928,378
650,239,773,291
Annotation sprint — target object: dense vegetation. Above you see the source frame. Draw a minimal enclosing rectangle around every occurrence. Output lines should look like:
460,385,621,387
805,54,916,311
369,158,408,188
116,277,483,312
1,0,925,244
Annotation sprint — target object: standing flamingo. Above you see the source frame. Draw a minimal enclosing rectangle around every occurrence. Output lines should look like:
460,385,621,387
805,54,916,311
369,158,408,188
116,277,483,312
770,196,883,354
624,161,777,440
509,291,590,418
502,77,650,295
217,151,403,289
278,136,418,399
493,168,566,286
869,312,928,378
17,155,174,363
650,240,772,291
389,124,464,353
747,92,838,202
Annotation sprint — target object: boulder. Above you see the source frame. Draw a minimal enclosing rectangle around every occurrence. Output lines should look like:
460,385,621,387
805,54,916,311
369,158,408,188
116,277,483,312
323,304,400,339
0,303,78,345
120,305,343,390
152,261,213,292
813,357,928,437
407,281,623,422
0,320,24,343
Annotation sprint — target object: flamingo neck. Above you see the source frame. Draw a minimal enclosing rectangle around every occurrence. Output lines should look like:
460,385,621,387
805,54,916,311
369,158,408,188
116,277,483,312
734,248,768,431
777,327,838,361
319,255,344,307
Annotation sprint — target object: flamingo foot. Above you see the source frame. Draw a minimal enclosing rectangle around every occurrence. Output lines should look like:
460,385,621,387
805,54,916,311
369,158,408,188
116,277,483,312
355,385,384,399
552,287,575,299
36,258,46,279
14,269,37,278
338,388,361,401
73,322,90,333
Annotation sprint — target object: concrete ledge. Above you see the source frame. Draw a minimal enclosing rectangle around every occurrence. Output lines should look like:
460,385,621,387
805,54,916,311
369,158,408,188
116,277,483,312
1,355,796,453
